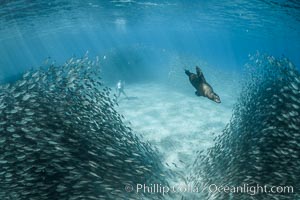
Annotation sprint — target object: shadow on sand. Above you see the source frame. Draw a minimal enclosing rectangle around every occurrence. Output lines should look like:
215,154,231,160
118,96,139,103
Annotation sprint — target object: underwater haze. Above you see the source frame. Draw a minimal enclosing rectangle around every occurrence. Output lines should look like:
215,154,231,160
0,1,300,200
1,0,300,82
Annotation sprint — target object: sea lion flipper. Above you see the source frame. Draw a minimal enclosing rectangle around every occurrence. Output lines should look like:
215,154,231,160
185,69,191,76
196,66,206,83
196,66,202,76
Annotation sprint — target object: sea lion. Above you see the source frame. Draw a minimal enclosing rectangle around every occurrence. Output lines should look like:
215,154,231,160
185,66,221,103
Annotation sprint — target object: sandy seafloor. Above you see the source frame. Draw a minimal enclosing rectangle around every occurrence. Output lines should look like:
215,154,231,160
114,82,239,198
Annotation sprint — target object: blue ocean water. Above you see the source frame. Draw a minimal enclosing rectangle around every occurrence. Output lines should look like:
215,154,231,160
1,1,300,200
0,0,299,84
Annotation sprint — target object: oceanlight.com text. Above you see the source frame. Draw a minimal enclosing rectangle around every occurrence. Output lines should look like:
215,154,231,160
208,184,294,195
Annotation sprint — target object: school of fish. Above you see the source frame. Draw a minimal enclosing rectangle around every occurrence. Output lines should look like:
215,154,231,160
189,53,300,200
0,56,170,200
